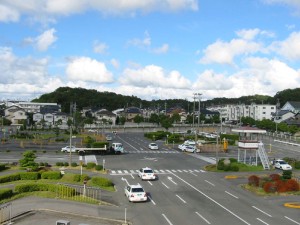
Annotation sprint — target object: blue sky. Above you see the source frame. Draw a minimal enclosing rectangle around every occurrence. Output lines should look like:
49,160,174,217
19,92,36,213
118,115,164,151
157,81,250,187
1,0,300,102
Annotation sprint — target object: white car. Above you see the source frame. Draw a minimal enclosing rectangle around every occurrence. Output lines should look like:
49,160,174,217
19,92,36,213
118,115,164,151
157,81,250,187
148,143,158,150
182,145,198,153
178,144,189,150
274,159,292,170
138,167,156,180
124,184,148,202
184,140,196,145
106,135,112,141
61,146,77,153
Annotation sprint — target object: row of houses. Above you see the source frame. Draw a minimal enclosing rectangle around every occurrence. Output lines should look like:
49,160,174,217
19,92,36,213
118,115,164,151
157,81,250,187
1,100,300,128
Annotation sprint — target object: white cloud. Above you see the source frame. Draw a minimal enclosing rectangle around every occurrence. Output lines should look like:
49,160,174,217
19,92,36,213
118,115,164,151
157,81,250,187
271,32,300,60
200,39,261,65
93,41,108,54
0,0,198,24
152,44,169,54
128,31,151,48
66,57,114,83
24,28,57,51
110,58,120,69
119,64,191,89
236,28,261,40
0,4,19,22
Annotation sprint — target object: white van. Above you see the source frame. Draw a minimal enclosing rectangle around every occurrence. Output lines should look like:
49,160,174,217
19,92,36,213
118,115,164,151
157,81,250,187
111,142,124,154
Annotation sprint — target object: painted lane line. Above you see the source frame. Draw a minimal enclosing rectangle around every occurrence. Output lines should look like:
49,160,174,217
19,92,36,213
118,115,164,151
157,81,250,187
168,176,178,185
117,170,122,174
121,177,129,186
130,170,135,173
225,191,239,199
183,170,188,172
195,212,211,224
148,181,153,186
200,170,206,173
190,172,198,176
124,170,129,174
161,182,169,189
148,195,156,205
170,172,251,225
205,180,215,186
285,216,300,225
176,194,187,204
171,170,177,172
131,174,134,179
162,214,173,225
177,170,183,172
256,218,269,225
111,170,116,174
252,206,272,217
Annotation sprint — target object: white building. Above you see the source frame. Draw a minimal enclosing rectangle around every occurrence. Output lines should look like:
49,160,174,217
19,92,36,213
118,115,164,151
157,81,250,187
3,101,60,113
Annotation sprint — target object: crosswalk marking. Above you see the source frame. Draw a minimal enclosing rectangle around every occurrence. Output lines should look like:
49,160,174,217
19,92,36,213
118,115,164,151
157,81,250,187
110,169,206,175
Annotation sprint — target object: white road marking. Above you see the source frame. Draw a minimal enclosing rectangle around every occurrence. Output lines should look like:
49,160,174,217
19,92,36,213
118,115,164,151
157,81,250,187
111,170,116,174
225,191,239,199
252,206,272,217
131,174,134,179
205,180,215,186
121,177,129,186
257,218,269,225
117,170,122,174
148,181,153,186
190,172,197,176
177,170,182,172
200,170,206,173
285,216,300,225
162,214,173,225
148,195,156,205
176,194,187,204
124,170,128,173
130,170,135,173
161,182,169,189
170,172,251,225
195,212,211,224
168,176,177,185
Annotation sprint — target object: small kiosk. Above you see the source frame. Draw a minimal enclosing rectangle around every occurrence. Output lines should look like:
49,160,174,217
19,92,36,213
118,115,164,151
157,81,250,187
232,127,270,169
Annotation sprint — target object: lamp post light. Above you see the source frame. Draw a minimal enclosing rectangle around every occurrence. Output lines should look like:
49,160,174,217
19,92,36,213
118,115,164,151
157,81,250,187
166,134,169,145
69,126,72,167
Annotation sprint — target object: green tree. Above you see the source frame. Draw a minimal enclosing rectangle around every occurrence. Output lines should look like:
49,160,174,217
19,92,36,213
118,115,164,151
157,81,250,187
149,113,160,125
19,150,39,171
160,117,173,130
133,115,144,124
171,113,181,124
119,116,126,125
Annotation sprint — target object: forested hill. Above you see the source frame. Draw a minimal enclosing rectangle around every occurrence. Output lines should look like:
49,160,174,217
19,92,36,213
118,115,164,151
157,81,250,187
32,87,300,113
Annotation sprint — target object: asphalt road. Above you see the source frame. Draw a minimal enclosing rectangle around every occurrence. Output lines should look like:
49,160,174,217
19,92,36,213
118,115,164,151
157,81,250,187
0,132,300,225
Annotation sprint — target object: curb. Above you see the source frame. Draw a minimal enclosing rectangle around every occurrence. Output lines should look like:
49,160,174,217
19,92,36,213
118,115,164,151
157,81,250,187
284,202,300,209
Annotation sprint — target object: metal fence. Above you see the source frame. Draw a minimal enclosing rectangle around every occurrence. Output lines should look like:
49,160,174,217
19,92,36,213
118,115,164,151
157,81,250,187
56,183,102,204
0,202,12,225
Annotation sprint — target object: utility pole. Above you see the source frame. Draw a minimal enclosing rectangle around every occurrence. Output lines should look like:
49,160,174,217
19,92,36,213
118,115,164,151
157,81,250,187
275,98,280,133
165,102,167,115
192,94,196,129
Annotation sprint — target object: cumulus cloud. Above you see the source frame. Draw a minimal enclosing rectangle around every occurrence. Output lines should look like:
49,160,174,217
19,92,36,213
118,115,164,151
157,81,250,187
66,57,114,83
0,0,198,23
151,44,169,54
110,58,120,69
119,64,191,89
200,39,261,65
271,32,300,60
24,28,57,51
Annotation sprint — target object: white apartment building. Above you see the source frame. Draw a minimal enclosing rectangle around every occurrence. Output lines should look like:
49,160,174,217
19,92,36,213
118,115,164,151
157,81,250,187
3,101,60,113
208,103,276,122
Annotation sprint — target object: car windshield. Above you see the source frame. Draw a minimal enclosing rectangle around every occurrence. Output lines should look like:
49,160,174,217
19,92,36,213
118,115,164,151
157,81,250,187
279,161,287,165
150,144,157,146
144,170,153,173
132,188,144,192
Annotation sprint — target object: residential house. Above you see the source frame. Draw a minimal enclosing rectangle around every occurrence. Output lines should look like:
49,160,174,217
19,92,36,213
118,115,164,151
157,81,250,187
283,113,300,127
281,101,300,114
92,109,116,125
4,105,27,125
271,110,295,123
124,107,142,122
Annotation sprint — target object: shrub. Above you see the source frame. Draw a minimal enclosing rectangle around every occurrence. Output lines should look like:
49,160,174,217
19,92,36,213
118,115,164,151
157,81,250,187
19,172,40,180
71,162,78,167
230,164,239,171
73,174,89,182
229,158,238,163
95,165,103,171
56,162,64,167
63,162,69,167
0,164,7,171
86,162,96,169
41,171,61,180
14,183,76,196
282,170,292,180
0,188,14,200
223,165,231,171
269,174,281,181
217,160,225,170
276,180,287,193
295,161,300,169
39,162,45,166
91,177,113,187
285,179,300,192
263,182,277,193
248,175,260,187
0,173,21,183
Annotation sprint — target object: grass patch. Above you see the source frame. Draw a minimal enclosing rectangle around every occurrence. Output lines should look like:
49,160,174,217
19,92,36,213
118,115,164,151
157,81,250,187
205,163,265,172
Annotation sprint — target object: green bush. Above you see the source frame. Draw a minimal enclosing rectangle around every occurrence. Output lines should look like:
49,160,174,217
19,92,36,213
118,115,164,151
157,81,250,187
91,177,113,187
56,162,64,166
63,162,69,167
73,174,89,182
248,175,260,187
217,160,225,170
0,173,21,183
0,188,14,200
282,170,292,180
71,162,78,167
230,164,239,171
0,164,7,171
15,183,76,196
295,161,300,169
95,165,103,171
41,171,61,180
19,172,40,180
223,165,231,171
86,162,96,169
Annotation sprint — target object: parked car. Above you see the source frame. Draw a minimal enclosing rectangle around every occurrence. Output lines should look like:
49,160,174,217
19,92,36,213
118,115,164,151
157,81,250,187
106,135,112,141
148,143,158,150
184,140,196,145
182,145,199,153
61,146,77,153
274,159,292,170
178,144,189,150
138,167,156,180
124,184,148,202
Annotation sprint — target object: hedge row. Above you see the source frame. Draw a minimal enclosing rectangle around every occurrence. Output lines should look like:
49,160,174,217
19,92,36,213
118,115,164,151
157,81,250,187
19,172,40,180
0,164,6,172
91,177,113,187
41,171,61,180
0,188,13,200
73,174,90,182
0,171,61,183
14,183,76,196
